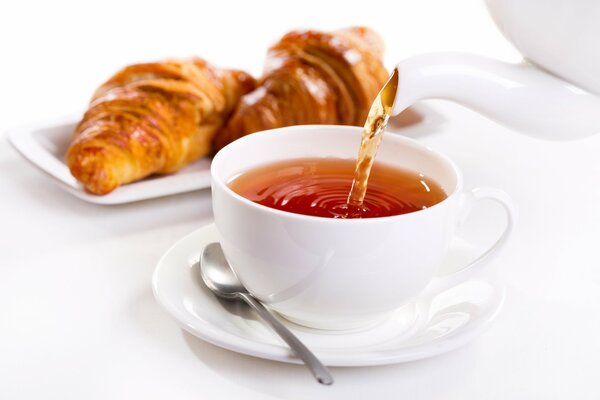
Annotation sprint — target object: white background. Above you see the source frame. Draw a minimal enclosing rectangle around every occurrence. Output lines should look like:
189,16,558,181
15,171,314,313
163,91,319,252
1,0,599,399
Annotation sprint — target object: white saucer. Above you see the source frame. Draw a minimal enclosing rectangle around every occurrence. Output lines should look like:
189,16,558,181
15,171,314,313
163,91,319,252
152,223,505,367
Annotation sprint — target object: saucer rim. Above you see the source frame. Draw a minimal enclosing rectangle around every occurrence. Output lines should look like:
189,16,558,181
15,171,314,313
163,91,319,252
152,223,506,367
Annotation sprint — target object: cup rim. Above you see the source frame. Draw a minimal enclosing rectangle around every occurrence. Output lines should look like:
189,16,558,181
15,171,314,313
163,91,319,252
211,125,463,223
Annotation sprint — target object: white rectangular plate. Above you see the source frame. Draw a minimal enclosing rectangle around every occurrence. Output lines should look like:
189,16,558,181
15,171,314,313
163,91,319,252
7,105,442,205
8,115,212,205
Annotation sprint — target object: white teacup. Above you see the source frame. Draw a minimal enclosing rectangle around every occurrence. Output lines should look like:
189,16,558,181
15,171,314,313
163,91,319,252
211,125,515,330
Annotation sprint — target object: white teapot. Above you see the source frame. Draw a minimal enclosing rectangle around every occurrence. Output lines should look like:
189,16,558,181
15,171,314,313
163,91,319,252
392,0,600,139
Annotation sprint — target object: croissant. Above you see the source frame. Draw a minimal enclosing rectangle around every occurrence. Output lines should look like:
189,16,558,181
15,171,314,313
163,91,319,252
212,27,390,151
67,58,255,195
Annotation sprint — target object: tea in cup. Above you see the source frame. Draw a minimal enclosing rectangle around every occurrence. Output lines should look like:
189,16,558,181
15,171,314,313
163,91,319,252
211,125,514,330
227,157,448,219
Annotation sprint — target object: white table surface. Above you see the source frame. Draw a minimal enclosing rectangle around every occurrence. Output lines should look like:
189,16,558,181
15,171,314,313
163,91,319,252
1,1,599,399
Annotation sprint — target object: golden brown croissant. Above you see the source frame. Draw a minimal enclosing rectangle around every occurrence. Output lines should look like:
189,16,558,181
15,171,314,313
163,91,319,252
212,27,390,151
67,58,255,195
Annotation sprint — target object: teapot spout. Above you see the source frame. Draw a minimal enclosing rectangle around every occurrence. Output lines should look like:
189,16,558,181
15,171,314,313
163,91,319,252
392,53,600,139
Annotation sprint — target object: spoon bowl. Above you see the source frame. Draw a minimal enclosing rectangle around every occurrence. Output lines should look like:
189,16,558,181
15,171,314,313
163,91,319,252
200,242,242,300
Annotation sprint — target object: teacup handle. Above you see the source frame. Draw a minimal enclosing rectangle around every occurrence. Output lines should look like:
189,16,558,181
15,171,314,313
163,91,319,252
420,187,516,298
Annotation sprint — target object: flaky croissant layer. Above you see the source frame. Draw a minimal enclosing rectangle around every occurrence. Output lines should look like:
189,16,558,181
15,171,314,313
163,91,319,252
67,59,255,195
213,27,390,152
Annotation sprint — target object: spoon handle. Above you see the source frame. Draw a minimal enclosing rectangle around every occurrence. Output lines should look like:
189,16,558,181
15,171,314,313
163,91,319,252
238,292,334,385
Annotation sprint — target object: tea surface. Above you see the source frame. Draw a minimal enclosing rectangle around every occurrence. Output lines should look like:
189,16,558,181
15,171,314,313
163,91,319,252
227,158,447,219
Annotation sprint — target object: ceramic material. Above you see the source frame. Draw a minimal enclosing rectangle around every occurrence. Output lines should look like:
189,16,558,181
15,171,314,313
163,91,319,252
152,223,506,367
210,125,514,330
486,0,600,94
391,0,600,139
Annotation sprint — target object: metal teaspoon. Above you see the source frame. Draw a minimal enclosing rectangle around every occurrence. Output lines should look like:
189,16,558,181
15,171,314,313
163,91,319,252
199,242,334,385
